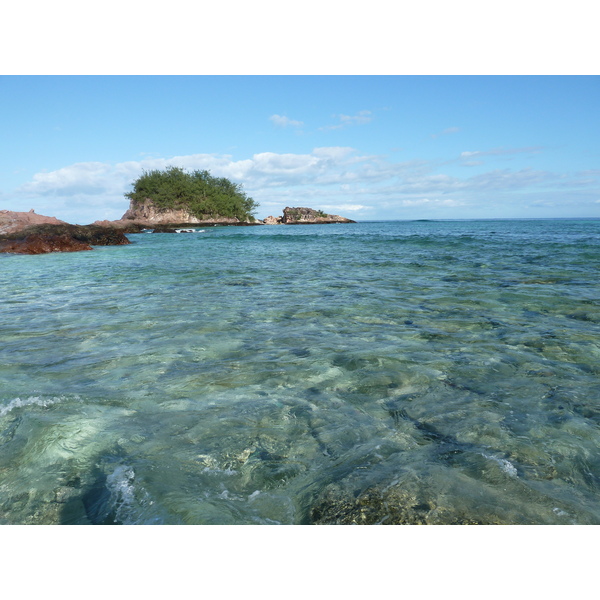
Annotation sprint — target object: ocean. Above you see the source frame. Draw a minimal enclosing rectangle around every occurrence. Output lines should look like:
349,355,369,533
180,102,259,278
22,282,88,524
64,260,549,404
1,219,599,524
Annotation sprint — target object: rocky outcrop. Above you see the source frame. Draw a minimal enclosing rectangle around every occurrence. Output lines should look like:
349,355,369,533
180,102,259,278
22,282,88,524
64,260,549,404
103,201,355,228
279,207,356,224
120,198,250,227
0,224,131,255
117,200,356,227
91,219,146,233
0,209,67,235
0,233,93,254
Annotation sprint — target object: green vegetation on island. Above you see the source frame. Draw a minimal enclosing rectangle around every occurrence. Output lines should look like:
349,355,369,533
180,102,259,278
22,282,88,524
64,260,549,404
284,207,328,221
125,167,258,221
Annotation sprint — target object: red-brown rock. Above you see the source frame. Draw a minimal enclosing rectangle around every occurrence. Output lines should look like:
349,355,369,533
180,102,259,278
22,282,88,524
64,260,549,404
0,234,93,254
0,223,131,255
0,209,67,235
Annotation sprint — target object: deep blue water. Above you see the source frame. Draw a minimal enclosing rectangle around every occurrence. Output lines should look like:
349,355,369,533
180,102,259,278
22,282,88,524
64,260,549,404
1,219,599,524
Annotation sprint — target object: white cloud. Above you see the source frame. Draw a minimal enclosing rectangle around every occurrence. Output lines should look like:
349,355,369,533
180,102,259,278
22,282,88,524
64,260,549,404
269,114,304,128
249,152,319,173
467,168,555,190
339,110,372,125
320,204,369,212
5,147,598,223
400,198,467,207
320,110,373,130
312,146,356,160
460,146,543,159
19,162,115,195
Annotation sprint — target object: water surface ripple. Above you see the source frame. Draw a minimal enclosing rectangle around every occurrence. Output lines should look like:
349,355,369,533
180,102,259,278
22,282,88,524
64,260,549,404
1,220,599,524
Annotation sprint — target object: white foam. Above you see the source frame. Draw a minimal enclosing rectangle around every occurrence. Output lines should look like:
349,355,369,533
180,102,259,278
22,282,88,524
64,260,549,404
106,465,137,523
482,453,518,477
107,465,135,501
0,396,62,417
202,467,237,476
103,464,162,524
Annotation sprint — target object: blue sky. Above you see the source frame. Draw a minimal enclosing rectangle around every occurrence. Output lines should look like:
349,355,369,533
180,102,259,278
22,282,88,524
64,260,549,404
1,75,598,223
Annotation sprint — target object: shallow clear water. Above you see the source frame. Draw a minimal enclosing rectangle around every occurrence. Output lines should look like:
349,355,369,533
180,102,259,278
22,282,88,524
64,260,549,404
1,219,599,524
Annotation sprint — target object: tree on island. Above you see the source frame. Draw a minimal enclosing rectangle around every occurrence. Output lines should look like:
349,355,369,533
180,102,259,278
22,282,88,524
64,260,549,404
125,167,258,222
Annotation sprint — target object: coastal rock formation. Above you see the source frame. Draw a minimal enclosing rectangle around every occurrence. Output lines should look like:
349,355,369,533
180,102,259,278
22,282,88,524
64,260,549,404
102,202,355,228
0,223,131,255
0,209,67,235
0,201,356,254
281,206,356,224
91,219,146,233
120,198,251,227
0,233,93,254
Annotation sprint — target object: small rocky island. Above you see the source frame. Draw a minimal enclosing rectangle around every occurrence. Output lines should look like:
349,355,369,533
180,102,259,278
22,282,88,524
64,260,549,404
0,168,356,254
114,202,356,230
263,206,356,225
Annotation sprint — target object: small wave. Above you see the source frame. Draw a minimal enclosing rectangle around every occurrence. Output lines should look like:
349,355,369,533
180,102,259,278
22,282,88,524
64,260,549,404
105,465,160,524
0,396,66,418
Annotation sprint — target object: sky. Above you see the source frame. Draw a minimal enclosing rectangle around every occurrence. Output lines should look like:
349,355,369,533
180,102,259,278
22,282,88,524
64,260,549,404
1,75,599,223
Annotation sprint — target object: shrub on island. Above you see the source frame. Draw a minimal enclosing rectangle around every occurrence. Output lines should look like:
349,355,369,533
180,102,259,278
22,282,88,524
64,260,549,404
124,167,258,222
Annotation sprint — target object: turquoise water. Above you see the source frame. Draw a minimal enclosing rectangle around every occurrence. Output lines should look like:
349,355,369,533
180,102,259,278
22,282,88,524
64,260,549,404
1,219,599,524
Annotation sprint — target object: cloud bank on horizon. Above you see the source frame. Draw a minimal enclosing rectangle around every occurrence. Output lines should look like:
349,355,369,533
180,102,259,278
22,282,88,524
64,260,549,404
7,146,598,224
1,76,598,224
